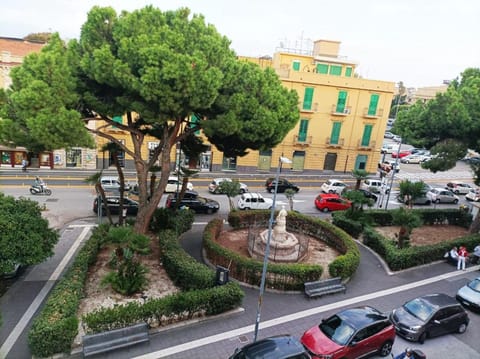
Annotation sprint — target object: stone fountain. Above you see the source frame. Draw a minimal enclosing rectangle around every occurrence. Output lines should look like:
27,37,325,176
249,206,305,263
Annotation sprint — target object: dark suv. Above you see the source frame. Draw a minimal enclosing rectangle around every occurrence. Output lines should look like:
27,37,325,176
265,178,300,193
301,306,395,358
229,335,311,359
165,190,220,214
390,293,469,343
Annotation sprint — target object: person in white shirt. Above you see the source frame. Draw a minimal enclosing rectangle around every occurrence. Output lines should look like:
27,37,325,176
470,244,480,265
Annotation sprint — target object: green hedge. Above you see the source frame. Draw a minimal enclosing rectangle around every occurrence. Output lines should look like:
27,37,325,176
203,211,359,290
363,226,480,271
28,223,107,357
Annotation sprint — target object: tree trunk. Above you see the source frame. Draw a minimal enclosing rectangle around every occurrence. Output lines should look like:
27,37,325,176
469,211,480,234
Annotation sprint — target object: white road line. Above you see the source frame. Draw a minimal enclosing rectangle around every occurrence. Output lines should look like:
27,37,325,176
0,226,91,358
133,265,479,359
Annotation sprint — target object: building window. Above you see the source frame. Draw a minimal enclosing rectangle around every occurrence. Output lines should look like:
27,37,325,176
345,67,352,77
222,155,237,171
302,87,314,110
329,65,342,76
330,122,342,144
368,94,379,116
298,119,309,142
316,63,329,74
336,90,347,113
361,124,373,146
112,115,123,129
355,155,367,170
66,148,82,167
190,114,201,135
292,60,300,71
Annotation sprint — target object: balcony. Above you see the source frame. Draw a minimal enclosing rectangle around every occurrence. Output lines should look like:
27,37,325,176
326,137,345,147
293,135,312,145
357,140,376,150
331,105,351,116
300,102,318,113
362,108,384,118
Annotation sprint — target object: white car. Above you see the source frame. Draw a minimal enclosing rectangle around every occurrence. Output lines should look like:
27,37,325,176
360,178,389,194
445,181,473,195
400,154,430,164
164,176,194,193
320,179,348,194
380,143,400,154
100,176,131,192
465,188,480,202
237,192,273,210
208,178,248,194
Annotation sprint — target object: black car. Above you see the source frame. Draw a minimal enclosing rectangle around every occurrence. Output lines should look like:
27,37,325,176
345,188,378,202
93,196,139,215
165,190,220,214
229,335,311,359
265,178,300,193
390,293,469,344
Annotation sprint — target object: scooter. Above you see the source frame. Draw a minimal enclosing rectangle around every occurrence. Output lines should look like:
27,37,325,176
29,184,52,196
391,348,426,359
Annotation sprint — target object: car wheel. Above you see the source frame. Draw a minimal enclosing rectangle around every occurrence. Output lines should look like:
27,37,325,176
453,199,459,204
206,208,213,214
244,207,250,210
458,322,468,334
378,340,393,357
418,331,427,344
268,188,274,193
425,200,431,205
322,207,329,213
240,189,246,194
435,199,441,204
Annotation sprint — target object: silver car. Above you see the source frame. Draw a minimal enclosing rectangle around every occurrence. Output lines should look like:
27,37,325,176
456,277,480,312
426,187,459,204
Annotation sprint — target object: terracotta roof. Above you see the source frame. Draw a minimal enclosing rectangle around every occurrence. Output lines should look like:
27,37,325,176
0,37,45,57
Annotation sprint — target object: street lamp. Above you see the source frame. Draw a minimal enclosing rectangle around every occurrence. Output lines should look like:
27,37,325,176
253,155,292,342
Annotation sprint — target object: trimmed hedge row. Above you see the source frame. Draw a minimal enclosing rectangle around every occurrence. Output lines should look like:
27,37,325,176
28,223,106,357
363,226,480,271
203,210,359,290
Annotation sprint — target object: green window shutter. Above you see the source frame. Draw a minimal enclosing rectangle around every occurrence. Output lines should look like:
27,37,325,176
330,122,342,144
368,94,379,116
316,63,329,74
345,67,352,77
292,60,300,71
329,65,342,76
112,115,122,129
336,91,347,113
303,87,314,110
190,114,200,134
298,119,309,142
361,124,373,146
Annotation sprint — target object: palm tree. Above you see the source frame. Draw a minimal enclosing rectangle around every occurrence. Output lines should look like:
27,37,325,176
398,180,428,209
351,169,369,190
391,207,422,248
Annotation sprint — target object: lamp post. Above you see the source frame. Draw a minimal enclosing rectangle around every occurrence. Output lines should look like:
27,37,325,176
253,155,292,342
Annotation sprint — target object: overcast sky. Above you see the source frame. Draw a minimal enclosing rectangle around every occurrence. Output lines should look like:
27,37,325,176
1,0,479,88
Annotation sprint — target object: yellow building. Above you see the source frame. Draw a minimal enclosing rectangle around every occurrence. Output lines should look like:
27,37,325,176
209,39,395,174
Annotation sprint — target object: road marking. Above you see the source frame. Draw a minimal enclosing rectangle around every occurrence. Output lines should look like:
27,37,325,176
132,265,479,359
0,226,91,358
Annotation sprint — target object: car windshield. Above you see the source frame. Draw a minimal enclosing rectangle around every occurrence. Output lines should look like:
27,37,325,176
403,298,435,322
319,315,355,346
468,278,480,292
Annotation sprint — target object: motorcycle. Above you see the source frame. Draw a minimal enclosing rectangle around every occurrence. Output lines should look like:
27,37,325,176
29,184,52,196
391,348,426,359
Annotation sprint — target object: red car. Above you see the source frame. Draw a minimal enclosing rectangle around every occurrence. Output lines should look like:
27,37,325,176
301,306,396,359
314,193,351,212
391,150,411,158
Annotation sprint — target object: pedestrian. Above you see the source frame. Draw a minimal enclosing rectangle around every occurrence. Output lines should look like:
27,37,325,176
21,158,27,172
394,347,413,359
445,246,458,266
457,246,468,271
470,243,480,265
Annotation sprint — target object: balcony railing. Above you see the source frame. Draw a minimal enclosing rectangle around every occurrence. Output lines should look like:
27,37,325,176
300,102,318,112
293,135,312,145
357,140,376,150
331,105,351,116
363,108,384,118
326,137,345,147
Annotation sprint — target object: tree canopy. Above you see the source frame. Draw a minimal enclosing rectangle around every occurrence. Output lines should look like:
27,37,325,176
0,5,299,233
393,68,480,174
0,193,58,273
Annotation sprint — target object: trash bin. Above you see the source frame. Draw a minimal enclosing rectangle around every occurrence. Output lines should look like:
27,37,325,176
216,266,229,285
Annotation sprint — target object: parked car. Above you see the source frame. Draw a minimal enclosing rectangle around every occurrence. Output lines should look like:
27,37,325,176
465,156,480,165
384,131,394,139
360,178,389,194
445,181,473,195
379,160,400,173
392,134,402,142
165,190,220,214
381,143,400,154
396,182,432,205
426,188,460,204
391,150,411,159
237,192,273,210
2,263,23,279
93,196,139,215
208,177,248,194
164,176,194,193
229,335,311,359
456,277,480,312
265,177,300,193
314,193,351,212
390,293,469,343
344,188,378,202
465,188,480,202
320,179,348,195
301,306,395,358
100,176,131,192
400,154,430,164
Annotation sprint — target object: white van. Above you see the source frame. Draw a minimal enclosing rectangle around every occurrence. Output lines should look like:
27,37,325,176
164,176,194,193
361,178,390,194
381,143,400,154
100,176,131,192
